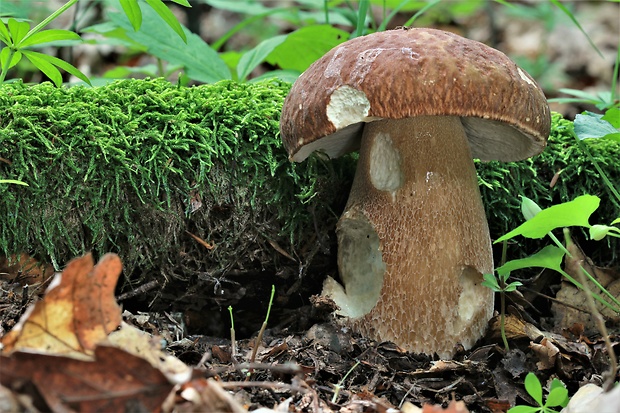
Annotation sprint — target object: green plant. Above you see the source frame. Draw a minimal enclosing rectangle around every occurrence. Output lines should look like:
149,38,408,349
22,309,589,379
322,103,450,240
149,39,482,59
331,359,361,403
0,0,194,86
0,0,90,86
496,195,620,313
508,372,569,413
482,265,522,352
482,106,620,350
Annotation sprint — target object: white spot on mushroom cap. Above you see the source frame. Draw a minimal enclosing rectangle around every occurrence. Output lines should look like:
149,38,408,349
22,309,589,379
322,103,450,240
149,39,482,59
400,47,419,59
350,48,384,84
326,86,372,130
325,46,346,79
518,67,536,86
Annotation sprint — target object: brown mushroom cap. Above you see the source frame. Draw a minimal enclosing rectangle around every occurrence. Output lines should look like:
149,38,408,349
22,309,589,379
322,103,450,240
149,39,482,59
280,28,550,163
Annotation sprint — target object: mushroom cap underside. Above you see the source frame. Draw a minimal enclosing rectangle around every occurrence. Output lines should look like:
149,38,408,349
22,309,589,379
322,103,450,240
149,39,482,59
280,27,551,163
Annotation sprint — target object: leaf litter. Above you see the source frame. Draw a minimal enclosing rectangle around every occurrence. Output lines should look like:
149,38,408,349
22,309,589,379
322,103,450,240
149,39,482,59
0,249,618,412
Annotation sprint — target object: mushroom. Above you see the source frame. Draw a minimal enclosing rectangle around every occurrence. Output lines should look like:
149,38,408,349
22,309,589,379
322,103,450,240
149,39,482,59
280,28,550,358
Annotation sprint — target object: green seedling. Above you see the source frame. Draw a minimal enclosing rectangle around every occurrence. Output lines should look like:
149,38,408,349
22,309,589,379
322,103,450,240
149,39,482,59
496,195,620,314
0,0,90,86
482,268,522,352
509,372,569,413
331,359,361,404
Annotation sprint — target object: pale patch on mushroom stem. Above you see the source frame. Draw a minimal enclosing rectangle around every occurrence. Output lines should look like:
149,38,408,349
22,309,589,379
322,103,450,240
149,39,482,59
323,115,494,358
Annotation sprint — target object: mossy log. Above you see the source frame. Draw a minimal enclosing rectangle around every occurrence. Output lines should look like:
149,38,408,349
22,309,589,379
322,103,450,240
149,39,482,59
1,79,618,316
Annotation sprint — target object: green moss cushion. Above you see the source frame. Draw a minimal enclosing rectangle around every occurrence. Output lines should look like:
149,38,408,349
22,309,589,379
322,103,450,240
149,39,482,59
0,78,354,290
1,79,617,297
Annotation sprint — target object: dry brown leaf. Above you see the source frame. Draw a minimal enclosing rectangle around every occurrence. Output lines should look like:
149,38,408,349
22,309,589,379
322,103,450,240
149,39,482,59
1,253,122,359
422,400,470,413
106,322,192,384
0,345,172,412
172,378,247,413
530,337,560,370
0,253,55,286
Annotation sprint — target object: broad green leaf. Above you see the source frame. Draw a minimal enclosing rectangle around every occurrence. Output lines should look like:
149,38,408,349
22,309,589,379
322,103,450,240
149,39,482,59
574,112,620,141
7,18,30,44
0,21,11,44
170,0,191,6
82,23,148,51
549,379,570,407
546,386,569,407
18,29,81,48
144,0,187,43
119,0,142,32
612,218,620,225
43,54,91,84
506,407,539,413
495,195,600,242
202,0,272,14
524,372,543,406
237,34,286,81
602,108,620,128
481,273,500,291
22,50,91,85
22,49,62,86
0,48,22,69
496,245,564,276
108,5,230,83
266,25,348,72
250,69,300,83
503,282,522,292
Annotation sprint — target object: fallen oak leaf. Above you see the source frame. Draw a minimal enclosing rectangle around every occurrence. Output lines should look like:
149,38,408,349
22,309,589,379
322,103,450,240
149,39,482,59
0,345,172,413
1,253,122,359
106,322,193,385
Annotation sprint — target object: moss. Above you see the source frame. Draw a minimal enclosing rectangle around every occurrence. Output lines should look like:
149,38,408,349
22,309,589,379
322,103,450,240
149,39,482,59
1,79,617,293
0,78,354,284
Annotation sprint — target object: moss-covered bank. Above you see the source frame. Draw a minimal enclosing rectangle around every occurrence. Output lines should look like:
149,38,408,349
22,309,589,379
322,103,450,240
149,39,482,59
0,79,354,297
1,79,618,304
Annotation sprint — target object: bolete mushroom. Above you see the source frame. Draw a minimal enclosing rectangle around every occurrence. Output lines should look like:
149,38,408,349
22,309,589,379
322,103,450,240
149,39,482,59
280,28,550,358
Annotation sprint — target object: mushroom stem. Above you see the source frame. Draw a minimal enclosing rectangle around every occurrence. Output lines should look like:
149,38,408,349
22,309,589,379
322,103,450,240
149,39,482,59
324,115,494,357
